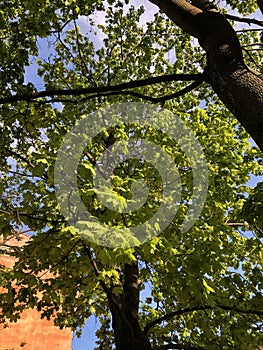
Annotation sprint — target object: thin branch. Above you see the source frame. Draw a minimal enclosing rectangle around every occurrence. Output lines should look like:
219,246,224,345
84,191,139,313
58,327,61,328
72,16,96,86
154,344,205,350
47,19,71,34
0,73,204,104
10,210,62,224
37,239,81,279
144,304,263,334
242,43,263,47
255,225,263,236
144,306,212,334
243,48,262,72
6,169,43,179
236,28,263,33
82,243,101,278
225,14,263,27
0,209,12,216
218,304,263,316
155,80,203,103
4,147,35,167
225,222,244,226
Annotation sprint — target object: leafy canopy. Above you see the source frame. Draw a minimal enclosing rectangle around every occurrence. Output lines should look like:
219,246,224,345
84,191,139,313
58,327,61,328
0,1,263,349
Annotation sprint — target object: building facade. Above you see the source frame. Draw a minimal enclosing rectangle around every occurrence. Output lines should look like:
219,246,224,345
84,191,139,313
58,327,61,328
0,234,72,350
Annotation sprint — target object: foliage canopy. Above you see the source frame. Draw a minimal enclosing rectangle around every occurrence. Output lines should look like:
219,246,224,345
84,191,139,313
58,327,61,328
0,1,263,349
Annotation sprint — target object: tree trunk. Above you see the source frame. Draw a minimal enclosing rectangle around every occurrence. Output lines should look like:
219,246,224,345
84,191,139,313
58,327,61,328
108,262,152,350
199,11,263,150
149,0,263,152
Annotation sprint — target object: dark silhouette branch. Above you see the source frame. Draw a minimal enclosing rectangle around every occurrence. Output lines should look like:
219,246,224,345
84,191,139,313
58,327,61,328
4,147,35,167
154,80,202,103
35,80,203,105
0,73,203,104
37,239,81,279
154,344,205,350
143,306,212,334
144,304,263,334
0,198,62,224
225,13,263,27
236,28,263,33
81,80,203,103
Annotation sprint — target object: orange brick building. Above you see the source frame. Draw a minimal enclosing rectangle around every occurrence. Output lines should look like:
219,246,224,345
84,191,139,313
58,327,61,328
0,234,72,350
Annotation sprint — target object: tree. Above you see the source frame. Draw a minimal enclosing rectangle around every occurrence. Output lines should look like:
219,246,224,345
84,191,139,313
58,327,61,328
149,0,263,153
0,1,263,349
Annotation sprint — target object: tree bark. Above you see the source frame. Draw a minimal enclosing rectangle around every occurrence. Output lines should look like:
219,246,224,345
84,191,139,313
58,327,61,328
108,262,152,350
258,0,263,15
149,0,263,153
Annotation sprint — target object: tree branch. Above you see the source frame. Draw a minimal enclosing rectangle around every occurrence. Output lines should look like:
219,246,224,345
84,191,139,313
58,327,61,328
144,304,263,334
34,79,203,105
37,239,81,279
0,73,203,104
143,306,212,334
155,80,203,103
149,0,201,37
84,80,203,103
225,222,244,226
154,344,205,350
191,0,263,26
225,13,263,27
4,147,35,167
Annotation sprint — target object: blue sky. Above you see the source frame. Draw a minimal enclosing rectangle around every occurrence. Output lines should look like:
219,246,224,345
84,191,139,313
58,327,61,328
71,316,99,349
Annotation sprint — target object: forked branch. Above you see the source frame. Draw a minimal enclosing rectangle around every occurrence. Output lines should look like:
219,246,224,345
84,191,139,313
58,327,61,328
0,73,203,104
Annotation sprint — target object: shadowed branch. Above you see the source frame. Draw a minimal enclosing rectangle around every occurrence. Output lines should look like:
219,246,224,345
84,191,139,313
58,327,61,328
0,73,204,104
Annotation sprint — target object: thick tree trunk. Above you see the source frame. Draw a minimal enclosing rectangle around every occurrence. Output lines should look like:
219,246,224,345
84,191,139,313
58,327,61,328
198,11,263,150
149,0,263,152
108,262,152,350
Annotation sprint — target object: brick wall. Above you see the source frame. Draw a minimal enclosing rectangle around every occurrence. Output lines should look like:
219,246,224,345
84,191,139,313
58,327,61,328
0,234,72,350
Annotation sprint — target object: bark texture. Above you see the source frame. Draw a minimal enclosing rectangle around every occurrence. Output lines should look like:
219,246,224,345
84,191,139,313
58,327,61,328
258,0,263,14
149,0,263,152
109,262,152,350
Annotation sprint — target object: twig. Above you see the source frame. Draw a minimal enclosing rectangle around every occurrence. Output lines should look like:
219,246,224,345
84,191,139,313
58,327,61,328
4,147,34,168
38,239,81,279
